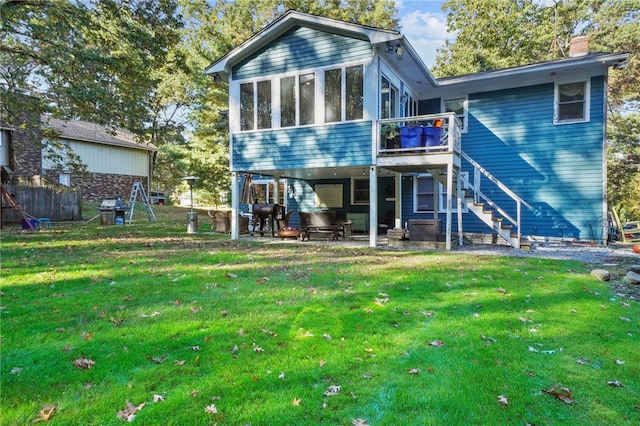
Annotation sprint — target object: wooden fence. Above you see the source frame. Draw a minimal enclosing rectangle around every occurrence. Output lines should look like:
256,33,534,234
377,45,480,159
2,185,82,223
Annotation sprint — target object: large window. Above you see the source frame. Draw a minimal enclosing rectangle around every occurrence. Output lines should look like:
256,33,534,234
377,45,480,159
443,98,467,131
257,80,272,129
324,65,364,123
280,76,296,128
324,68,342,123
555,81,589,124
240,82,254,131
240,64,363,131
299,73,315,126
345,65,363,121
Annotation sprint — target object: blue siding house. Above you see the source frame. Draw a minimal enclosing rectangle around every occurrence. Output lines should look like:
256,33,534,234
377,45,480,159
205,11,628,249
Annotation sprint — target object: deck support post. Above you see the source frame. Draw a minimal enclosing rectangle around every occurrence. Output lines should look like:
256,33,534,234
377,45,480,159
369,166,378,248
231,171,239,240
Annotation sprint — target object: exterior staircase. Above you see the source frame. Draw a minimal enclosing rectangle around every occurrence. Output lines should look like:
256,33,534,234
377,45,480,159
431,151,531,249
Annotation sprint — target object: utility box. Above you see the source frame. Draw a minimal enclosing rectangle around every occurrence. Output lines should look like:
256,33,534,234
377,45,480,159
408,219,441,241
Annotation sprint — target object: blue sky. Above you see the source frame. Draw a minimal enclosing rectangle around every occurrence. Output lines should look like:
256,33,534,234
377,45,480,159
395,0,450,68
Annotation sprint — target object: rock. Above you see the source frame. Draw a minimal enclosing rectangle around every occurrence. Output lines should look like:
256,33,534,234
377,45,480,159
629,265,640,274
623,271,640,285
590,269,610,281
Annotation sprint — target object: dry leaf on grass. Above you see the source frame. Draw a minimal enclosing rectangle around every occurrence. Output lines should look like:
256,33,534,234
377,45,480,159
606,380,625,388
292,397,301,406
408,368,420,374
497,395,509,408
324,385,342,396
34,403,57,422
10,367,23,375
204,404,218,414
153,394,165,403
428,340,445,347
116,400,145,422
542,384,574,404
73,357,95,369
352,419,370,426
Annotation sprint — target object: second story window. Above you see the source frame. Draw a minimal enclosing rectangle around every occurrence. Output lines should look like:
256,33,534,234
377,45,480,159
280,76,296,128
443,97,468,132
240,82,254,131
299,73,315,125
555,81,589,124
381,76,398,119
324,65,364,123
240,80,272,131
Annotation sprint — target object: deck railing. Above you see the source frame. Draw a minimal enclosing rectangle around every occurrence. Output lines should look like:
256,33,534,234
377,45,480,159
377,113,462,156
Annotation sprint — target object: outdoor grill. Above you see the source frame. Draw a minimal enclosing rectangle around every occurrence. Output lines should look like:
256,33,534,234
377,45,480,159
251,203,283,236
99,199,130,225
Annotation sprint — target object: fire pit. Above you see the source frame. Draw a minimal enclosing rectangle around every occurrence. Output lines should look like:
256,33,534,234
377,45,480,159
277,227,301,239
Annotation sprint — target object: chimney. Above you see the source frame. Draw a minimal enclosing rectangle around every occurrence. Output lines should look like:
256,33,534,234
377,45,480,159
569,36,589,57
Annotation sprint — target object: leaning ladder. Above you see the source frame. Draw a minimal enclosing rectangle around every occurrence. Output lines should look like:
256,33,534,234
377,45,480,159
128,181,157,224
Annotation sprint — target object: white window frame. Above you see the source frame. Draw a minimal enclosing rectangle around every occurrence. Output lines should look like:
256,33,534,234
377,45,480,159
554,80,590,125
237,61,365,133
438,171,469,213
351,177,369,206
59,173,70,186
442,97,468,133
413,174,435,213
381,75,399,119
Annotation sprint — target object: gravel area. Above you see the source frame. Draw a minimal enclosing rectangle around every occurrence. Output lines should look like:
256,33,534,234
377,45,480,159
453,242,639,265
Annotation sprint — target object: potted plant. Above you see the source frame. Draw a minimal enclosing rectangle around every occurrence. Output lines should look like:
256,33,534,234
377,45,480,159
381,123,400,149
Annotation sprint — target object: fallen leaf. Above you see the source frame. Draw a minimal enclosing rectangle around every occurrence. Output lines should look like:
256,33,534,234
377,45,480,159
619,316,631,322
34,403,57,422
428,340,444,347
319,359,326,367
174,360,186,366
606,380,625,388
278,372,285,379
204,404,218,414
496,287,507,294
191,389,200,397
408,368,420,374
153,394,165,403
73,357,95,369
322,333,332,340
292,397,301,406
190,346,200,351
352,418,370,426
116,400,145,422
497,395,509,408
148,354,167,364
225,272,237,279
10,367,23,375
324,385,341,396
190,306,202,313
542,384,574,404
110,317,124,327
615,359,625,365
81,331,94,341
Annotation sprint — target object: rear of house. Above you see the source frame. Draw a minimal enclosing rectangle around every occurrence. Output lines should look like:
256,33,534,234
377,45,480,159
206,11,627,248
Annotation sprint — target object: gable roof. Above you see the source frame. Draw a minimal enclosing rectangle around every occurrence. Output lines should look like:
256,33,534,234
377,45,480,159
43,117,157,152
205,10,437,87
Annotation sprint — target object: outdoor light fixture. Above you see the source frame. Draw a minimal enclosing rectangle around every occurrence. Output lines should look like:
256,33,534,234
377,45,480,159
395,46,404,57
213,73,222,82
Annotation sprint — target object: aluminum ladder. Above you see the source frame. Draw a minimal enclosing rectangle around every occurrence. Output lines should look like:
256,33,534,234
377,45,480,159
128,181,157,223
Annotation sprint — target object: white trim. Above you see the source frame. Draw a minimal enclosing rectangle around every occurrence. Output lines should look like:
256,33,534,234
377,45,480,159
438,171,469,213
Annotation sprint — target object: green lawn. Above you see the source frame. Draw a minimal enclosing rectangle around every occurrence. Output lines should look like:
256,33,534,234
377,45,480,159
1,217,638,425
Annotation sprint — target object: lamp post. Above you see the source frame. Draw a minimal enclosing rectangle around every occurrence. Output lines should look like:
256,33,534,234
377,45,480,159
182,176,199,233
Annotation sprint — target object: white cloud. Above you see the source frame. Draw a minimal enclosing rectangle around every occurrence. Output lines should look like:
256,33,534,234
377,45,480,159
399,11,455,68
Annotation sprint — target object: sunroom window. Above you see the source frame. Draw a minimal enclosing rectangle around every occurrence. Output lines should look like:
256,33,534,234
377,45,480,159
299,73,315,125
240,82,254,131
324,68,342,123
280,76,296,128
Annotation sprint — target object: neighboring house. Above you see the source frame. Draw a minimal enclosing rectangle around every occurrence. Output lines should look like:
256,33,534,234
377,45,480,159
1,115,156,202
205,11,628,249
